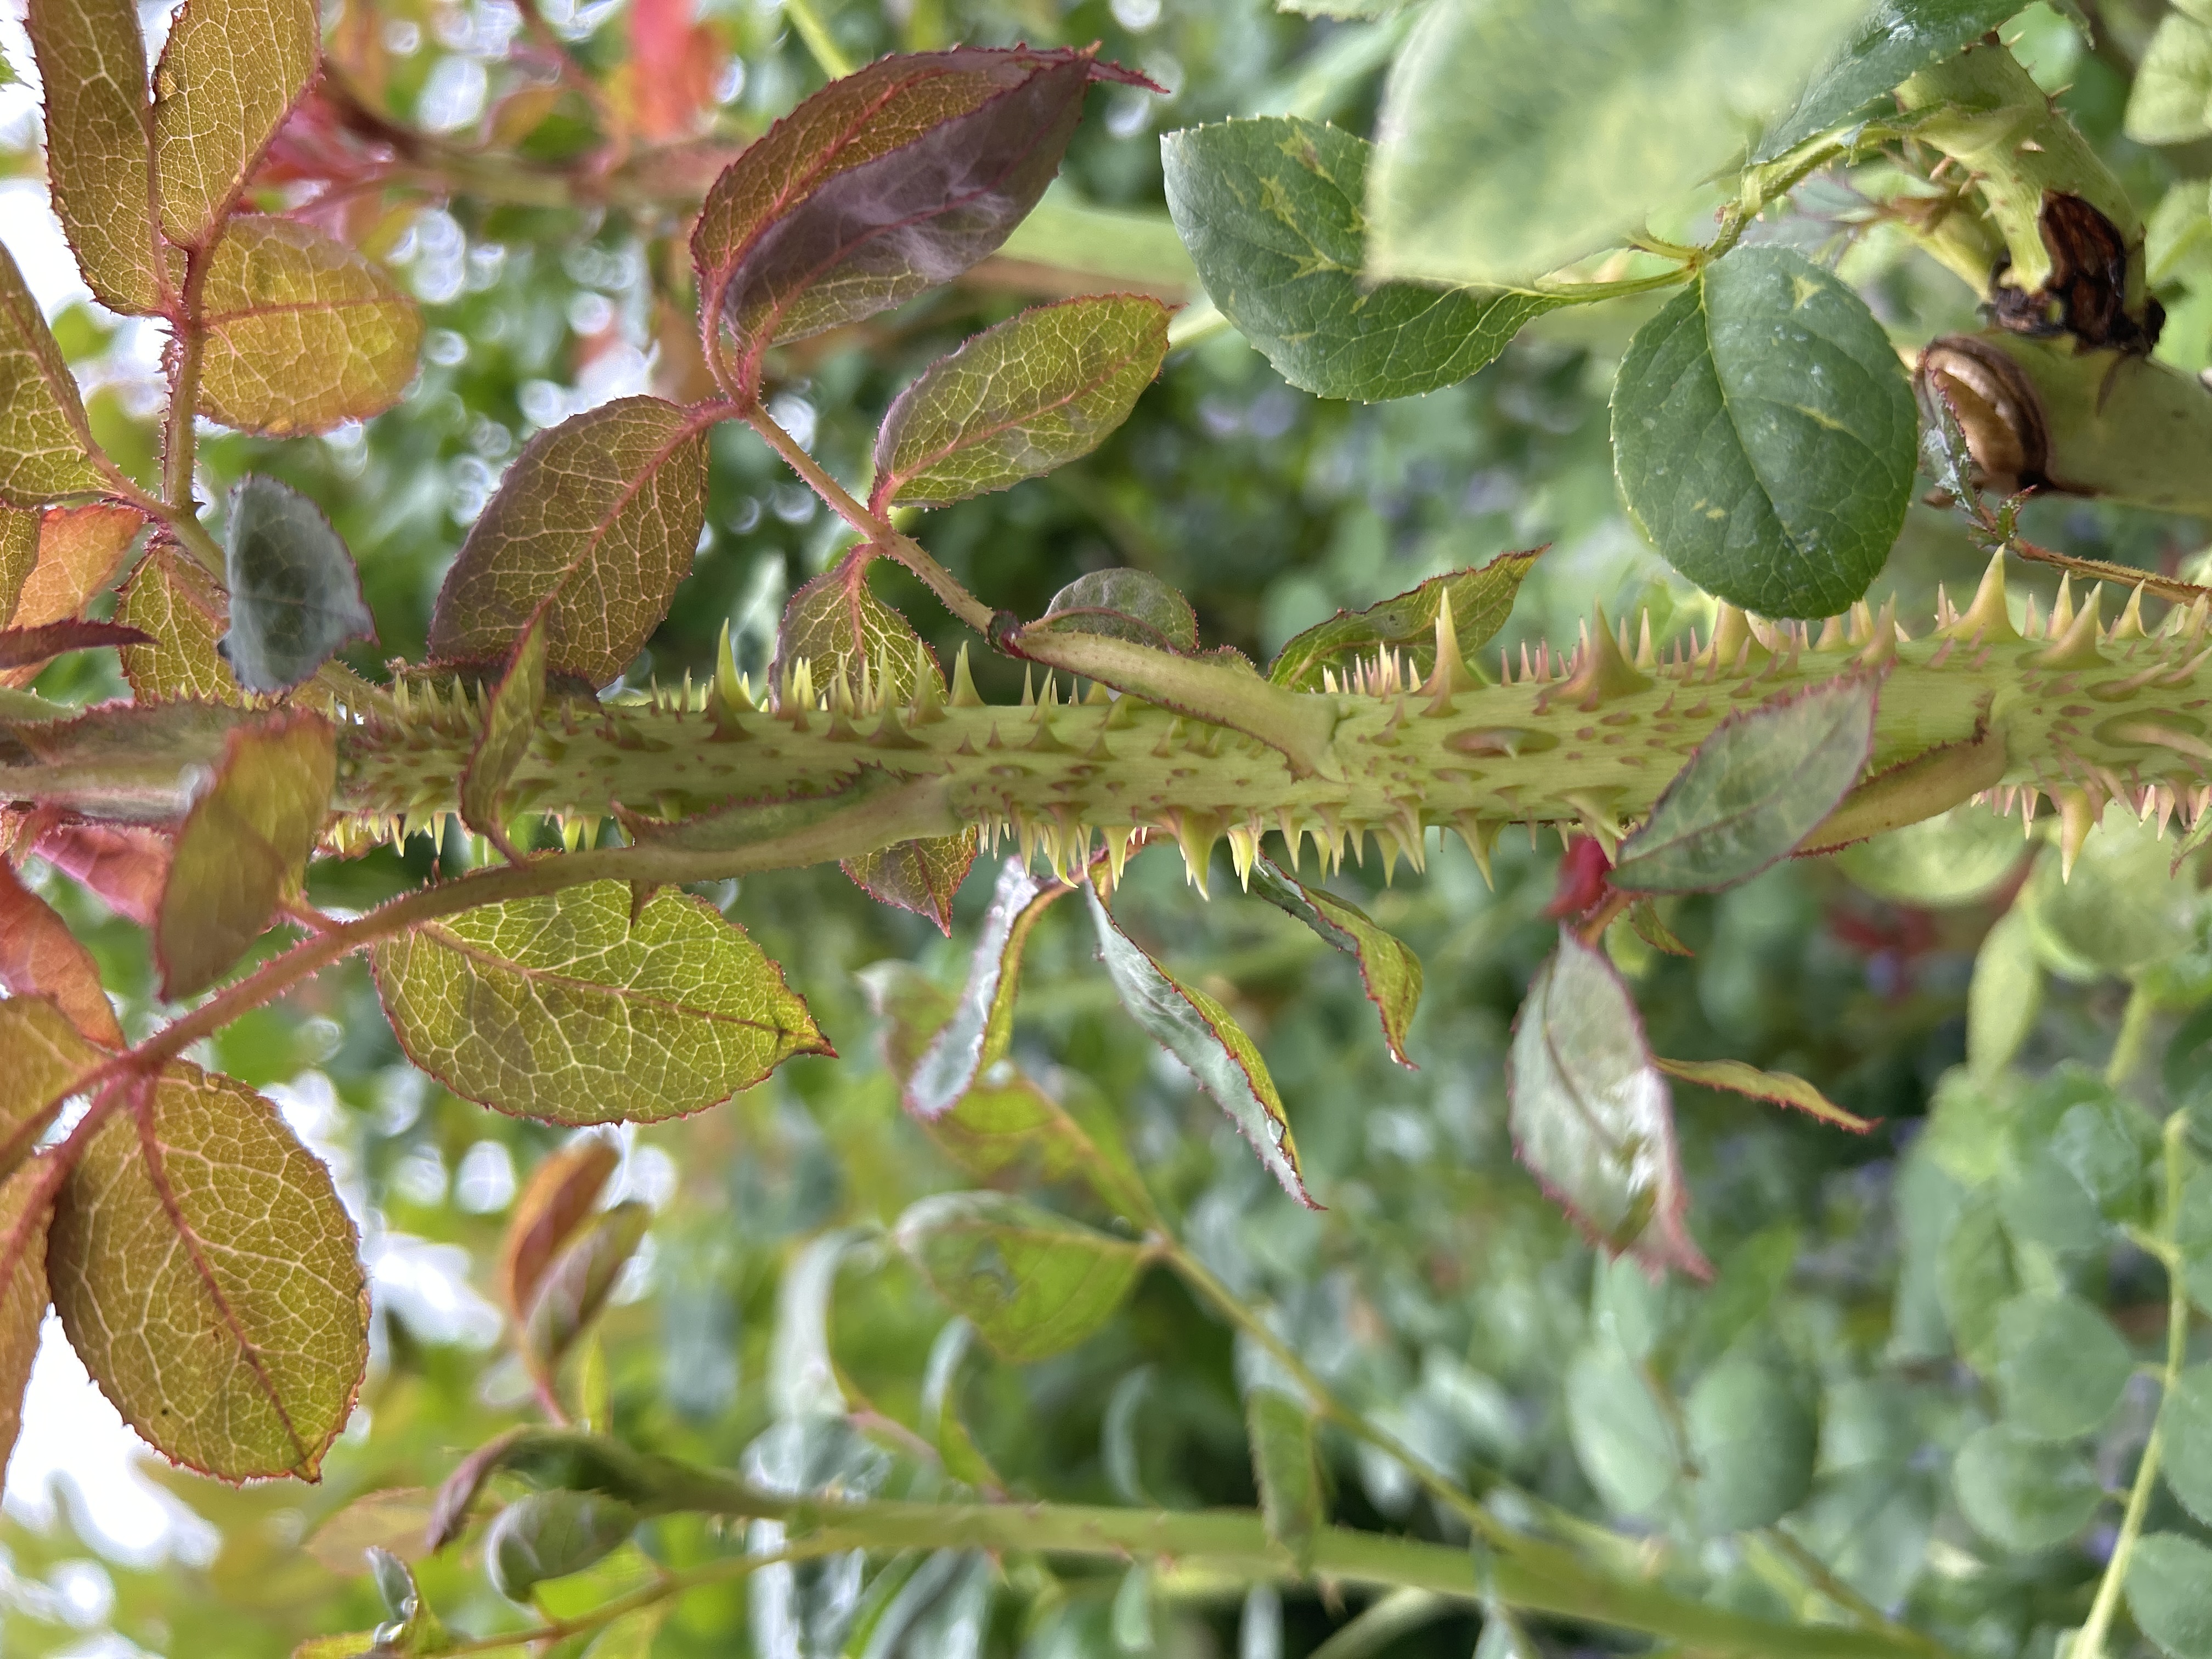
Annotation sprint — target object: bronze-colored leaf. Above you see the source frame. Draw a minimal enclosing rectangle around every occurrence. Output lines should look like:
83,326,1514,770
842,831,979,935
115,541,241,704
27,0,163,313
426,398,709,687
197,216,422,435
49,1063,369,1479
151,0,320,250
0,249,110,501
155,708,336,998
0,619,151,673
0,1161,53,1485
0,857,124,1045
1,504,146,693
0,996,106,1177
522,1200,650,1375
32,820,169,927
499,1136,620,1322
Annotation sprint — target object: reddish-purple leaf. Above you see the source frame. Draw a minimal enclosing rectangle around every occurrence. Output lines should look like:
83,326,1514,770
33,821,169,927
0,619,152,672
1508,930,1709,1279
691,47,1154,396
907,858,1070,1119
0,858,123,1046
2,503,147,687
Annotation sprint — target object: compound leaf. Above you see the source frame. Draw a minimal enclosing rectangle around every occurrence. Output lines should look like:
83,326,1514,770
222,476,375,693
0,247,104,506
26,0,163,313
151,0,319,250
155,708,335,998
1612,672,1877,893
0,859,123,1046
896,1191,1145,1363
1087,886,1312,1206
428,397,708,687
2130,1533,2212,1659
1164,116,1560,400
691,47,1152,395
1369,0,1867,287
1508,930,1709,1278
1247,855,1421,1067
1612,248,1917,619
870,295,1167,512
1268,549,1539,690
1654,1056,1870,1132
906,859,1068,1119
49,1062,369,1480
369,881,829,1125
197,216,423,436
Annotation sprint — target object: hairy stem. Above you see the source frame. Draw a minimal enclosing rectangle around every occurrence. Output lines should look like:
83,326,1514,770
161,250,210,512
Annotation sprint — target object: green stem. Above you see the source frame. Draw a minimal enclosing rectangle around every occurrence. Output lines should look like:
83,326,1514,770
1306,1588,1451,1659
782,0,855,78
2107,981,2158,1087
2074,1110,2193,1658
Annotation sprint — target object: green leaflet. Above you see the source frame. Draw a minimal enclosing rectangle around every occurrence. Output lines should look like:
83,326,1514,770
1086,886,1312,1206
1760,0,2027,157
1163,116,1561,400
0,1165,50,1513
1266,550,1538,690
871,295,1169,511
843,833,980,936
1968,907,2042,1078
486,1491,640,1601
906,859,1067,1119
26,0,162,313
196,216,423,436
1683,1353,1815,1533
1950,1424,2101,1553
1990,1293,2132,1442
427,397,708,686
461,611,550,854
1029,567,1199,653
1611,672,1878,894
369,881,828,1124
2128,10,2212,146
1611,249,1917,619
150,0,319,250
1508,931,1708,1278
115,546,239,704
1367,0,1867,287
1836,803,2025,907
1652,1057,1870,1132
1245,1387,1322,1567
2129,1534,2212,1659
0,244,105,506
154,708,336,998
2164,1365,2212,1525
48,1062,369,1480
221,476,376,695
1564,1336,1679,1516
895,1190,1146,1362
1246,855,1421,1068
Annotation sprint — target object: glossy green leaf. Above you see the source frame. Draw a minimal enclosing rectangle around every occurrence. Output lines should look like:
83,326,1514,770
370,881,829,1124
690,47,1149,395
1653,1056,1871,1132
486,1491,639,1602
26,0,162,313
150,0,319,250
1950,1424,2100,1552
1245,1387,1322,1567
0,860,122,1047
460,611,550,854
49,1061,369,1479
0,243,105,506
1508,930,1708,1278
221,476,376,694
1611,249,1917,618
427,397,709,686
524,1202,652,1376
907,859,1068,1119
1163,116,1561,400
871,295,1169,511
1564,1338,1679,1516
1267,549,1539,691
0,1163,52,1487
1248,855,1422,1068
2129,1533,2212,1659
1086,886,1312,1206
116,543,241,704
895,1191,1146,1362
2128,13,2212,146
2160,1364,2212,1525
1761,0,2027,156
1368,0,1867,287
155,708,335,998
1684,1352,1815,1532
1612,673,1877,893
1029,567,1199,654
1991,1293,2131,1440
197,216,423,436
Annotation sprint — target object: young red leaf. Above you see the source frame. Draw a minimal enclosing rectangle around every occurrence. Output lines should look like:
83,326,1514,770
907,858,1070,1119
151,0,321,250
0,857,125,1046
625,0,718,141
33,821,170,927
1508,930,1709,1279
4,505,146,646
427,397,709,686
0,619,153,672
1245,855,1421,1068
499,1136,622,1322
196,216,424,435
1653,1056,1872,1133
691,47,1154,394
0,246,105,506
870,294,1169,513
522,1200,651,1375
49,1064,369,1480
1086,885,1314,1207
155,708,336,998
26,0,164,314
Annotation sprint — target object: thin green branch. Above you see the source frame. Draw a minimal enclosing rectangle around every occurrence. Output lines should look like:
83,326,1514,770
782,0,855,79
